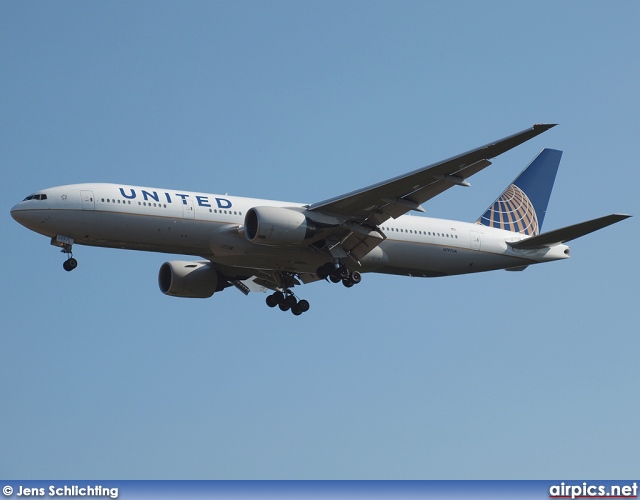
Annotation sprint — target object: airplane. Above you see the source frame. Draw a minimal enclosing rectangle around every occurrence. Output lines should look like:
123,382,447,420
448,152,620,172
11,124,630,315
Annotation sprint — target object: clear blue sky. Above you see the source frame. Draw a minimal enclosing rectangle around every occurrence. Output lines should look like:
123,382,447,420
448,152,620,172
2,1,638,479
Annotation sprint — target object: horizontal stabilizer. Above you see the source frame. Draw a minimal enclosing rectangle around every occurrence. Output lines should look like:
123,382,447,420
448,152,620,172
508,214,631,249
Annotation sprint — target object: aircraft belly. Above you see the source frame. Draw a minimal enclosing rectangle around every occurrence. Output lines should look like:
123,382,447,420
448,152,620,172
208,242,325,274
378,239,531,277
45,210,214,255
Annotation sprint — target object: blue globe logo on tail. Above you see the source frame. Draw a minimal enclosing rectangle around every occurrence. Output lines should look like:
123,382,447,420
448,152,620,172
476,148,562,236
477,184,539,235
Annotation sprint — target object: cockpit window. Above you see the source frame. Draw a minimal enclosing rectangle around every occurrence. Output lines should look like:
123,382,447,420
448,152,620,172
23,194,47,201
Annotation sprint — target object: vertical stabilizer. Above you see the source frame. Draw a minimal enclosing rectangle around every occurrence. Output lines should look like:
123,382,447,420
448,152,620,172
476,148,562,235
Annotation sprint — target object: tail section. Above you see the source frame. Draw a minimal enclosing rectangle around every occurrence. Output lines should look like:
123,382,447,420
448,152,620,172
477,148,562,235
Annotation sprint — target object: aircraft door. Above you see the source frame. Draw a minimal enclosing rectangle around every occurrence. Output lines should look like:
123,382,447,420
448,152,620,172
80,190,95,210
183,199,195,219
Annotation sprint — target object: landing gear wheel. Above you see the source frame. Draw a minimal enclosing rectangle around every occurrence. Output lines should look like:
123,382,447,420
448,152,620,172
349,271,361,284
278,303,291,312
285,294,297,308
63,258,77,272
336,266,349,279
291,298,309,315
329,274,341,283
266,294,278,308
342,278,354,288
316,263,331,280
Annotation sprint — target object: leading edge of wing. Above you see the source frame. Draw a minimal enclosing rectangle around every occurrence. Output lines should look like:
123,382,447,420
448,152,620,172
308,124,556,217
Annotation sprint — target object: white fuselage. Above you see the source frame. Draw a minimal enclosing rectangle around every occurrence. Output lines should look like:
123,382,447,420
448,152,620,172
10,183,570,277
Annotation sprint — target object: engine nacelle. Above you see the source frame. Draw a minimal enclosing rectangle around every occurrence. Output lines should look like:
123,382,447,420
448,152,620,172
158,261,218,298
244,206,316,246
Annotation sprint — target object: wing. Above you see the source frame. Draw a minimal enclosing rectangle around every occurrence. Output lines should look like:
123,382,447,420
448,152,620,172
307,124,556,262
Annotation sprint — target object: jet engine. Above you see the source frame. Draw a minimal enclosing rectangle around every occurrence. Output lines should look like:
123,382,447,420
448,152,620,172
244,206,316,246
158,261,219,298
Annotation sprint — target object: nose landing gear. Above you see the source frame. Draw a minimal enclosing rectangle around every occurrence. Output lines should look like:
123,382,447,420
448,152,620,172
62,256,78,272
51,235,78,272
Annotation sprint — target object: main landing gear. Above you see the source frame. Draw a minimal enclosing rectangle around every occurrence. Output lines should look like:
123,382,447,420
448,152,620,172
263,262,361,316
265,272,311,316
316,262,361,288
265,291,310,316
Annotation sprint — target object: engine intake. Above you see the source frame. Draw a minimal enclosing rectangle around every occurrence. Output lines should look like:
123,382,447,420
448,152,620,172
158,261,219,298
244,206,316,246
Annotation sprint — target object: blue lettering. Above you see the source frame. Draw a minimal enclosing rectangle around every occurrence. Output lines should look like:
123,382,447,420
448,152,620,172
142,190,159,202
119,188,136,199
176,194,189,205
196,196,211,207
165,192,172,203
216,197,232,209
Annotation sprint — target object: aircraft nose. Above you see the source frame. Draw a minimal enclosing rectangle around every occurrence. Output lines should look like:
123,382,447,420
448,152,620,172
10,203,28,225
10,200,49,229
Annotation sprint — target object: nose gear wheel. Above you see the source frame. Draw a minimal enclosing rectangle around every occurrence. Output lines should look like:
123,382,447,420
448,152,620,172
58,242,78,272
